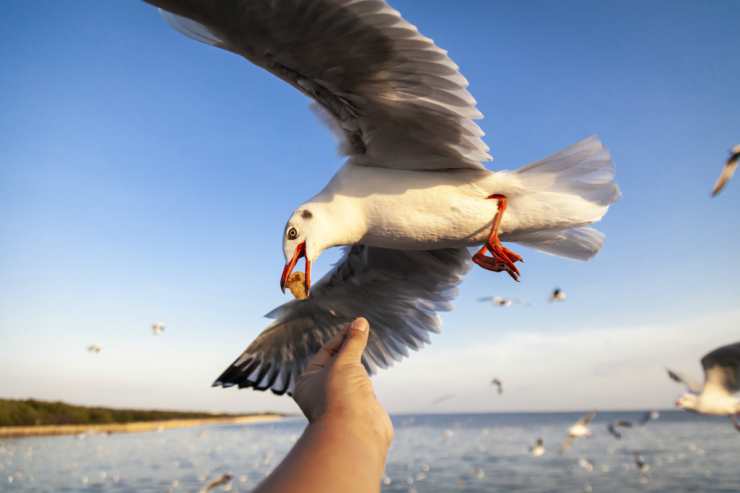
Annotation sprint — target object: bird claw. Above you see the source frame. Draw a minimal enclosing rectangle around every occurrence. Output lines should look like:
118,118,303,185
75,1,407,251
473,246,521,282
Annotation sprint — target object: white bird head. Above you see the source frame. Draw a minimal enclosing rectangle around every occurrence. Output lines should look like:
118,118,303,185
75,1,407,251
280,207,324,296
675,393,699,411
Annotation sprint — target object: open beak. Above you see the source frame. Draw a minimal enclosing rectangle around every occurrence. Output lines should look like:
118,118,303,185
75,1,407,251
280,241,311,296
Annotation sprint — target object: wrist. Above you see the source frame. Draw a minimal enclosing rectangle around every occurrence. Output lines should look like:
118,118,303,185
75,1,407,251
310,412,392,463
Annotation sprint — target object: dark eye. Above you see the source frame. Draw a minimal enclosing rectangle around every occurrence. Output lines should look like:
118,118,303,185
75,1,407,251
287,227,298,240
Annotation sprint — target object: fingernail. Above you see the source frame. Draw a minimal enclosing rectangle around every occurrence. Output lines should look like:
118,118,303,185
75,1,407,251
351,317,368,333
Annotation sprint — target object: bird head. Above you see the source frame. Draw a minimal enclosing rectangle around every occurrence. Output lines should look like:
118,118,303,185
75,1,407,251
675,393,698,411
280,207,323,297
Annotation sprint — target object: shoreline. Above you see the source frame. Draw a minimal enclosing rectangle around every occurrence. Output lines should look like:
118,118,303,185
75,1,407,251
0,414,283,438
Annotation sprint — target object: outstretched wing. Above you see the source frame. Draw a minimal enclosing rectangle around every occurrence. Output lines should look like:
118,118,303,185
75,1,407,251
214,246,470,394
145,0,490,170
666,368,703,393
701,341,740,395
577,411,596,426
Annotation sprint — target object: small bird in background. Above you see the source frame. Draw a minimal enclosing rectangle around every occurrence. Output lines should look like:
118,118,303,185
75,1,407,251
561,411,596,452
491,378,503,395
638,410,660,426
151,322,166,335
430,394,456,406
606,420,633,439
667,341,740,431
477,296,528,307
86,344,102,354
578,458,595,473
529,438,545,457
200,473,232,493
711,145,740,197
549,287,567,302
634,452,650,475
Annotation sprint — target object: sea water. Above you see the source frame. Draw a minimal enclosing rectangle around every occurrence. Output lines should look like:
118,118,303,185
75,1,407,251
0,411,738,492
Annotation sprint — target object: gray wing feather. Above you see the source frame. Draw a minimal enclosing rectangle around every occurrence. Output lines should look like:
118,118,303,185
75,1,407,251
214,245,470,394
701,342,740,394
145,0,490,170
666,367,703,393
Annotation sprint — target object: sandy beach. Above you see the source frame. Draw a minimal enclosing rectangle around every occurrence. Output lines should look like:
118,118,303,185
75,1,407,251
0,414,283,438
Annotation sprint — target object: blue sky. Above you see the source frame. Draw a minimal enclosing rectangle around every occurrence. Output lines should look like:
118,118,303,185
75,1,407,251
1,1,739,414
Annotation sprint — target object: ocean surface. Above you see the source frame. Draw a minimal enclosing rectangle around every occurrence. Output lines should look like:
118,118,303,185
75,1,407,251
1,411,738,493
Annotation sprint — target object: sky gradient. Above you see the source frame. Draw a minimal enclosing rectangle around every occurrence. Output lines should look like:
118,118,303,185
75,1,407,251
1,0,739,414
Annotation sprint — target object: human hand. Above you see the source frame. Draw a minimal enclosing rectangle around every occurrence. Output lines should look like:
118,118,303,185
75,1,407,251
293,317,394,451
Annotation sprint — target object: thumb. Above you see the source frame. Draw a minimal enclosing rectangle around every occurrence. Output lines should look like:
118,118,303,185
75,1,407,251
335,317,369,365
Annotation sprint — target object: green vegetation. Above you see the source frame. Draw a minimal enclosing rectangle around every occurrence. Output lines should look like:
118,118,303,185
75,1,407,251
0,399,262,427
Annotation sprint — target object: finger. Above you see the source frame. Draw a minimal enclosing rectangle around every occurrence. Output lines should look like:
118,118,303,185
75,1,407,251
305,328,347,370
335,317,369,365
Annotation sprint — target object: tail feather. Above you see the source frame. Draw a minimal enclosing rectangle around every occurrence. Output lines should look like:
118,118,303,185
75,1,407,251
511,226,605,261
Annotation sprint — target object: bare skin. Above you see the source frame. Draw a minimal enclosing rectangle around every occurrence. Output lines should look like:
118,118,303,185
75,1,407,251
254,318,394,493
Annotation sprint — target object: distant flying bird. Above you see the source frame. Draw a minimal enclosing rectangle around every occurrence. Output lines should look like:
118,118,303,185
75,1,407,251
200,474,233,493
86,345,102,354
578,458,594,473
638,410,660,426
529,438,545,457
477,296,528,307
549,288,567,302
561,411,596,452
667,341,740,431
491,378,503,395
430,394,456,406
606,420,633,439
634,452,650,475
151,322,166,335
711,145,740,197
145,0,619,395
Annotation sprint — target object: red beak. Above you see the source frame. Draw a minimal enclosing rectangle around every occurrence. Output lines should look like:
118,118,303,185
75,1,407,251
280,241,311,296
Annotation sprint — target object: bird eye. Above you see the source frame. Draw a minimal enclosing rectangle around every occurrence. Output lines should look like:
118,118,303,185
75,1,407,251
287,227,298,240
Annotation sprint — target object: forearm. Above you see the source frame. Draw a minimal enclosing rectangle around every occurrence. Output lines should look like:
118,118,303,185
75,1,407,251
254,417,389,493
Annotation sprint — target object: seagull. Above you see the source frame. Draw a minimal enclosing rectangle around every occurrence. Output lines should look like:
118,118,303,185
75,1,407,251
430,393,456,406
638,410,660,426
549,287,567,302
144,0,619,395
529,438,545,457
151,322,166,336
491,378,503,395
667,341,740,431
633,452,649,475
711,145,740,197
200,474,233,493
561,411,596,452
606,420,633,440
477,296,527,307
578,458,594,473
86,344,102,354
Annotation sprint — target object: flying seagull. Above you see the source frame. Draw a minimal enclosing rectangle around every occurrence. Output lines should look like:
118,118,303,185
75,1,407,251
86,344,102,354
561,411,596,452
634,452,649,475
667,341,740,431
549,287,567,302
491,378,503,395
711,145,740,197
606,420,633,440
430,394,456,406
529,438,545,457
144,0,620,395
151,322,166,335
200,474,233,493
638,410,660,426
477,296,527,307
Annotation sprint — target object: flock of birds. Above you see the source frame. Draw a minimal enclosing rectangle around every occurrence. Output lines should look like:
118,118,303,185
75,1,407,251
86,323,166,354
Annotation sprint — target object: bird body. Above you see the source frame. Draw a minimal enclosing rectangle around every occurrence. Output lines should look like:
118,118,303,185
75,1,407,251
561,411,596,452
530,438,545,457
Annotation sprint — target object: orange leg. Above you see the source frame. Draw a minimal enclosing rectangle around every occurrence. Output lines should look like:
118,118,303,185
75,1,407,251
472,194,523,281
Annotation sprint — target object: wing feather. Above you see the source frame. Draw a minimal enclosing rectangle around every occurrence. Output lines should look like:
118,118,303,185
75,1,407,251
701,342,740,394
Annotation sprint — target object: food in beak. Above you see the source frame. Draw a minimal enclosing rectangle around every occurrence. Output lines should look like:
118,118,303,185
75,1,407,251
280,241,311,296
285,272,308,300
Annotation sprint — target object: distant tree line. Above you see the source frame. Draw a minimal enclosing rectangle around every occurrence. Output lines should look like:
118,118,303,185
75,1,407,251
0,399,262,427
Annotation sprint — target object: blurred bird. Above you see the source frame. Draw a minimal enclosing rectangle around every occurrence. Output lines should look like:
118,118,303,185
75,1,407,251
477,296,528,307
86,345,102,354
667,341,740,431
561,411,596,452
711,145,740,197
530,438,545,457
606,420,633,439
491,378,503,395
578,458,594,473
549,288,567,302
634,452,650,475
200,473,232,493
430,394,456,406
638,410,660,426
151,322,166,335
144,0,619,396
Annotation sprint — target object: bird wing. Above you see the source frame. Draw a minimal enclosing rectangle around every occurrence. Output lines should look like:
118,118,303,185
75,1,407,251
146,0,490,171
577,411,596,426
701,341,740,395
560,435,576,453
666,368,703,393
711,152,739,197
213,245,470,394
